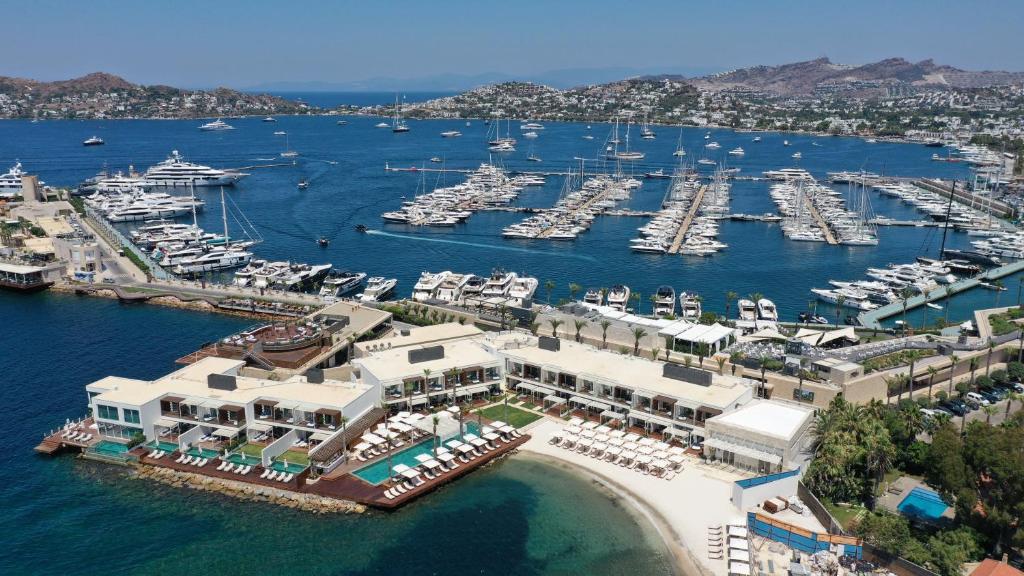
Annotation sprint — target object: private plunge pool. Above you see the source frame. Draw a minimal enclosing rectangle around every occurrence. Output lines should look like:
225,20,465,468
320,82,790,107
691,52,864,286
897,487,950,521
352,422,482,486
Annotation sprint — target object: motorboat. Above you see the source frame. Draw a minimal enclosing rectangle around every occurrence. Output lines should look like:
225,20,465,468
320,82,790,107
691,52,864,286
143,150,246,187
199,119,234,131
756,298,778,322
297,178,309,190
263,117,276,122
0,162,42,197
728,147,744,156
583,288,603,306
319,271,367,301
508,276,539,304
83,136,105,146
435,274,473,303
737,299,757,321
653,285,675,317
359,277,397,302
482,269,517,298
412,270,451,301
375,122,390,128
644,169,671,179
679,292,702,320
440,130,462,138
607,284,630,311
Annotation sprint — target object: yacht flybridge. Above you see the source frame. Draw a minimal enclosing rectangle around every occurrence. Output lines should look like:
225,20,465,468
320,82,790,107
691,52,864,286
0,162,42,197
607,284,631,311
653,285,675,317
143,151,246,187
412,271,451,301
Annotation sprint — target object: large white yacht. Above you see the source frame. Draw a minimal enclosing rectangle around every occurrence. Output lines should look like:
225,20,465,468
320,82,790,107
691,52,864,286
756,298,779,322
319,271,367,301
199,119,234,131
583,288,603,306
0,162,42,197
679,292,702,320
653,285,675,317
412,271,451,301
173,247,253,275
508,276,539,305
607,284,631,311
144,150,246,187
435,273,473,303
737,299,757,321
360,277,398,302
482,270,517,298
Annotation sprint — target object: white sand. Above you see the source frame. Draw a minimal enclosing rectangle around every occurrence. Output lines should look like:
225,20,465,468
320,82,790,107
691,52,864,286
518,420,751,576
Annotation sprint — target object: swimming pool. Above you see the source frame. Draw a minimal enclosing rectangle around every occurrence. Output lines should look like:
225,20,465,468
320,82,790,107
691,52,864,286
226,453,261,467
93,440,130,458
898,487,949,520
186,447,221,459
352,422,482,485
146,440,178,453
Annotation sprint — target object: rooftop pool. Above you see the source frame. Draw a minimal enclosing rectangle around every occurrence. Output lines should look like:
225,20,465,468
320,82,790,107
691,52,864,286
898,486,949,520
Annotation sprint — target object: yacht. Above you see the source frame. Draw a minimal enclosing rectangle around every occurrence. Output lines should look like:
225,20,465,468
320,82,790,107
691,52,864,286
144,151,246,187
756,298,778,322
508,276,539,304
173,247,253,275
199,119,234,131
391,95,410,133
319,271,367,301
263,117,276,122
459,275,486,302
607,284,630,311
791,152,802,159
233,259,267,287
679,292,702,320
482,270,517,298
583,288,603,306
277,263,333,292
523,131,539,139
83,136,105,146
440,130,462,138
435,273,473,303
0,162,41,197
520,122,544,130
375,122,390,128
273,130,286,136
752,136,762,143
359,277,397,302
653,286,675,317
412,271,451,301
737,299,757,321
728,147,745,156
705,142,721,149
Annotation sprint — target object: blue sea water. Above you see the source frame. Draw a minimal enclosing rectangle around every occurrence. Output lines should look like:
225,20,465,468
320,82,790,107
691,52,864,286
2,115,1011,328
0,292,673,575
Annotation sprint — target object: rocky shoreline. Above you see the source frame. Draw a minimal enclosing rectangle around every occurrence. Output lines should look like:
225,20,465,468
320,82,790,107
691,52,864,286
131,465,366,514
51,282,295,321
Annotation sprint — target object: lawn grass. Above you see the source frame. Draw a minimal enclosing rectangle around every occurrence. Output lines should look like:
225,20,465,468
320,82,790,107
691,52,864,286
824,501,867,530
237,443,263,458
276,449,310,466
475,404,542,429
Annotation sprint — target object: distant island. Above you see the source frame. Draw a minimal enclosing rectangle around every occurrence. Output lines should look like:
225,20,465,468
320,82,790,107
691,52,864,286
0,72,315,119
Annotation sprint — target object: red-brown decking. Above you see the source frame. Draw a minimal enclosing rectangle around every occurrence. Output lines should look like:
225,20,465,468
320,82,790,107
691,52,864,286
305,432,531,509
34,418,99,454
135,450,307,490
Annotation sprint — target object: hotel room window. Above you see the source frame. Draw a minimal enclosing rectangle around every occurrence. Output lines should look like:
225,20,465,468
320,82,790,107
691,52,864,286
486,367,500,381
97,404,119,420
124,409,140,424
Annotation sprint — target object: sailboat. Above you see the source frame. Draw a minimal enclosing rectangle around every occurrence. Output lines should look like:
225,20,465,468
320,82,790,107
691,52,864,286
172,186,255,275
487,118,516,151
673,128,686,157
605,117,644,161
640,115,655,139
526,142,541,162
392,95,410,133
280,133,298,158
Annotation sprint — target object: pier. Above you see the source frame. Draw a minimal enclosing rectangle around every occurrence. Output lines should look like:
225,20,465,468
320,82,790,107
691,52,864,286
857,259,1024,328
803,194,839,245
667,184,707,254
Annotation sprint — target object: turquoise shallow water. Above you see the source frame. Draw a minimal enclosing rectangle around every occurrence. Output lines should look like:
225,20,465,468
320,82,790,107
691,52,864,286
0,292,673,575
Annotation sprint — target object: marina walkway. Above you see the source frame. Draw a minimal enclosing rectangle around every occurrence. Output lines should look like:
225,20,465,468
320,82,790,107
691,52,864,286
803,194,838,245
667,184,707,254
857,259,1024,328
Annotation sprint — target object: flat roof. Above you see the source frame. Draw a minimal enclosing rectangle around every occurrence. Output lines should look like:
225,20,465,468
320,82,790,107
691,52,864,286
709,400,814,441
498,336,749,409
0,261,45,274
357,323,482,352
319,301,391,333
355,338,499,382
88,356,372,409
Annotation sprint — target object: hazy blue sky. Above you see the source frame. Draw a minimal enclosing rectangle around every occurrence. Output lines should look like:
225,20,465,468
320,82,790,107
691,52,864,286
2,0,1022,87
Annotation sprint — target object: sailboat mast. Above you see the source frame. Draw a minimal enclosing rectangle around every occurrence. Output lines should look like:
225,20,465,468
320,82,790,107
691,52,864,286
190,182,199,243
221,186,230,249
938,180,955,258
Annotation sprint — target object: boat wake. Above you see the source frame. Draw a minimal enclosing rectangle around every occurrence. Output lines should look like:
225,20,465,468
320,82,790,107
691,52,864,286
365,230,598,262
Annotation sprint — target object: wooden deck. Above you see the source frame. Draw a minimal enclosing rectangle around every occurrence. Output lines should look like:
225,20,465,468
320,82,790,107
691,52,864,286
136,449,306,490
34,418,98,455
667,184,708,254
305,432,531,509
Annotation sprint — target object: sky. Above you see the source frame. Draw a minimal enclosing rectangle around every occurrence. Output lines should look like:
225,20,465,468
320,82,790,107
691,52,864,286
1,0,1022,89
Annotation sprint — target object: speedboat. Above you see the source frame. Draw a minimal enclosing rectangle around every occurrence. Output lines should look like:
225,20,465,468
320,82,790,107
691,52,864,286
440,130,462,138
756,298,778,322
199,119,234,131
319,271,367,300
679,292,702,320
728,147,744,156
737,299,757,321
83,136,104,146
583,288,603,306
263,117,276,122
508,276,539,304
644,169,671,179
412,271,451,301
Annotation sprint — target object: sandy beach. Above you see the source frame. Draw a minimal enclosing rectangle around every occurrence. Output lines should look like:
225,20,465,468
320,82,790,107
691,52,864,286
517,420,752,576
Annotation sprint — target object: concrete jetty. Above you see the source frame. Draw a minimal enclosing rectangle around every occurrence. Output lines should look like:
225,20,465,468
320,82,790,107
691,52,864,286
667,184,708,254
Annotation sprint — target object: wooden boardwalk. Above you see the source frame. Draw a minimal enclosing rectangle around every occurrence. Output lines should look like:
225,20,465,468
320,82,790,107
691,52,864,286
802,194,838,245
667,184,707,254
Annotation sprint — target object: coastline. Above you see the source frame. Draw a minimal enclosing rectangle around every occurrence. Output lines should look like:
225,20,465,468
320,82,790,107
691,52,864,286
514,450,711,576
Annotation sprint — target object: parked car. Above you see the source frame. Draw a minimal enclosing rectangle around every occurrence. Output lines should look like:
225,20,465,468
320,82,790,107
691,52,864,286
943,401,968,417
966,391,991,406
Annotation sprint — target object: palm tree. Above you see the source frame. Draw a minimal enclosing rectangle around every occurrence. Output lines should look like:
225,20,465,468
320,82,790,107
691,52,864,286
385,432,395,489
544,279,556,304
983,404,998,424
649,294,659,316
568,282,582,302
548,318,563,338
600,287,609,306
926,366,938,403
528,321,540,335
907,356,916,402
758,355,771,398
663,335,673,360
631,327,647,356
650,347,660,361
969,357,980,392
834,293,846,326
599,320,611,349
447,367,460,405
422,368,432,399
630,291,642,314
725,290,738,320
796,358,808,401
431,413,440,457
716,356,727,375
986,340,996,376
948,354,959,395
862,419,896,508
573,319,586,343
1006,391,1023,418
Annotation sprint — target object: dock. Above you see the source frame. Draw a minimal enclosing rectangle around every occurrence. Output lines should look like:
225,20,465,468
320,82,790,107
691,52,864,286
667,184,708,254
803,194,838,245
536,179,626,239
857,259,1024,328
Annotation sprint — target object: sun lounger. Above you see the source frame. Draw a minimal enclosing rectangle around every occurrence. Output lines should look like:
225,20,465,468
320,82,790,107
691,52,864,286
423,471,435,480
267,471,279,481
394,483,407,494
216,461,227,471
260,469,271,479
242,466,252,475
384,489,396,499
511,430,522,438
357,453,367,462
283,473,293,482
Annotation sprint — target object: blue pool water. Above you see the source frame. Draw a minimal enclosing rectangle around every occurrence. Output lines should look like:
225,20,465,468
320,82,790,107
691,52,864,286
271,461,308,474
93,441,130,457
354,422,483,485
898,487,950,520
147,440,179,453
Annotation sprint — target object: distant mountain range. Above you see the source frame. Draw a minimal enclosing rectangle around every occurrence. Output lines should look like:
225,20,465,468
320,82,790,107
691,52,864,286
244,66,721,93
0,72,310,119
690,57,1024,96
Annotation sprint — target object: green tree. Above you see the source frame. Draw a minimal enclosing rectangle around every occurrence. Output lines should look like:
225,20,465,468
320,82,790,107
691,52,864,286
724,290,737,320
631,327,647,356
599,320,611,349
573,319,587,343
853,512,910,556
568,282,582,302
548,318,563,338
544,279,556,304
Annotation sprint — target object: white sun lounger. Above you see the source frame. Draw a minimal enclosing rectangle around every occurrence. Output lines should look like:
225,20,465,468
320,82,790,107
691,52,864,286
282,473,293,482
260,469,271,479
